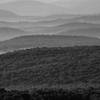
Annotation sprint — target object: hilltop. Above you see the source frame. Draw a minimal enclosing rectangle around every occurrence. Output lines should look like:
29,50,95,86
0,35,100,52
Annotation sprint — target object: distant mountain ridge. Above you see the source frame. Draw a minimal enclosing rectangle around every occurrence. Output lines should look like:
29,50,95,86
0,9,18,18
0,0,100,16
0,9,100,41
0,20,100,41
0,0,68,16
0,27,28,41
0,35,100,52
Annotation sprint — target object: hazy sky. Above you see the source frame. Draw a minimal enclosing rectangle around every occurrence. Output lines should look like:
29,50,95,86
0,0,13,3
0,0,99,6
0,0,59,3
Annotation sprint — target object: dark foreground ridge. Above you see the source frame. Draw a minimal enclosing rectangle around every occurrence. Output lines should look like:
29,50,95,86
0,87,100,100
0,46,100,99
0,46,100,88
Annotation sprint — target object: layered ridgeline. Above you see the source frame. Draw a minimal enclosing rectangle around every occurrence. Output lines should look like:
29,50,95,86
1,0,100,16
0,35,100,52
0,0,68,16
1,15,100,41
0,9,100,41
0,46,100,90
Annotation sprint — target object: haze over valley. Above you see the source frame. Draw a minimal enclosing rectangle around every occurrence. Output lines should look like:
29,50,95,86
1,1,100,98
0,0,100,41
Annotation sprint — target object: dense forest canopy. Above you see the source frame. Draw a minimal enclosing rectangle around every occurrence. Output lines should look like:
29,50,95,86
0,46,100,90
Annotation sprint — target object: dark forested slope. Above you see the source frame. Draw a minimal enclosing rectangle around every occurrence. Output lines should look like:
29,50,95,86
0,46,100,89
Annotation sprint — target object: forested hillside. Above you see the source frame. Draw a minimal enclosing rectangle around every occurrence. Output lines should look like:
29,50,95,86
0,46,100,90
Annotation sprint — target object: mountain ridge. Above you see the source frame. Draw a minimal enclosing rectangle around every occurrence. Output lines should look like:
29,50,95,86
0,9,18,18
0,0,67,16
0,35,100,52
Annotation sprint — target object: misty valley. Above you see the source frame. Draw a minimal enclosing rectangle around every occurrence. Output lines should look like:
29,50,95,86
0,0,100,100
